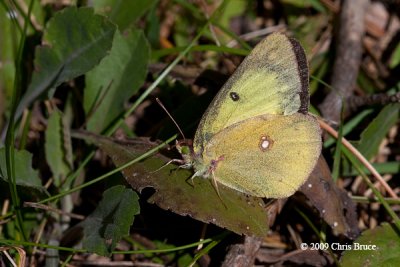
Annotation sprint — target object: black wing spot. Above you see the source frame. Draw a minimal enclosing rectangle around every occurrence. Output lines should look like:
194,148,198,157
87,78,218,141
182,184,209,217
230,92,240,101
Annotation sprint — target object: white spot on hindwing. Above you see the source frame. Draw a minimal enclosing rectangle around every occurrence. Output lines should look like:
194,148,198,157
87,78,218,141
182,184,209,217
261,140,269,149
259,135,273,152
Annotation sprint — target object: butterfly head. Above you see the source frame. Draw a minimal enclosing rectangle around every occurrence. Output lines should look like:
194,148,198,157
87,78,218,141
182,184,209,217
176,139,216,179
175,140,197,168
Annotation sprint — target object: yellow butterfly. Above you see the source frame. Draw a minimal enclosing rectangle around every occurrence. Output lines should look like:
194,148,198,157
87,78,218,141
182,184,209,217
178,32,322,198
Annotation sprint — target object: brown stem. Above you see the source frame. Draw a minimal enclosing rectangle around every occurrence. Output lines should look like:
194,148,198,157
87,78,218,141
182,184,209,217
222,236,262,267
347,91,400,111
319,0,369,122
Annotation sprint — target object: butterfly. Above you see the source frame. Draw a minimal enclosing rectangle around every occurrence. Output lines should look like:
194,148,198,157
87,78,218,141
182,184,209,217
178,32,322,198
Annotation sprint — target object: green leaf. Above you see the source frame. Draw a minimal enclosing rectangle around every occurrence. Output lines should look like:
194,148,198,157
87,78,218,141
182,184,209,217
84,29,149,133
390,43,400,68
357,104,400,160
343,161,400,176
306,0,327,13
45,110,72,186
145,4,161,47
82,185,140,256
324,109,373,148
0,6,17,103
341,223,400,266
16,7,116,119
282,0,327,12
93,0,158,30
216,0,247,31
0,148,45,193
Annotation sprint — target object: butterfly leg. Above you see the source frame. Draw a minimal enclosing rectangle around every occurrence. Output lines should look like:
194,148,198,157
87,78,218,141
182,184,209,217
210,171,221,198
207,155,227,207
210,171,227,208
185,171,202,187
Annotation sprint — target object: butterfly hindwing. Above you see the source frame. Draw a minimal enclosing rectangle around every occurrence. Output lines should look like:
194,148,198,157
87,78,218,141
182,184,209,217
203,113,321,198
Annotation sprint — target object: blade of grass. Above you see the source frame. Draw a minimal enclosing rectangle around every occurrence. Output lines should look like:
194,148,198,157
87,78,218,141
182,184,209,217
172,0,205,21
0,239,86,253
332,105,344,181
343,162,400,176
60,254,74,267
189,231,230,267
4,0,36,241
351,196,400,205
17,110,31,150
0,1,22,33
115,233,227,254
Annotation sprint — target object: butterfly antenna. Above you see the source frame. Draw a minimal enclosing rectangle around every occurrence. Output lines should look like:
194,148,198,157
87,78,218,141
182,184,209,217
156,98,187,142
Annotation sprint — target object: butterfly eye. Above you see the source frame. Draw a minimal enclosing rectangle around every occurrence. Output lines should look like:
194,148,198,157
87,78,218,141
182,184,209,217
229,92,240,101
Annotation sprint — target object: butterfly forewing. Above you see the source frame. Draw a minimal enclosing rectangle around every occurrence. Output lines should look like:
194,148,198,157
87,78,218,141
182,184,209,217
193,33,309,154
